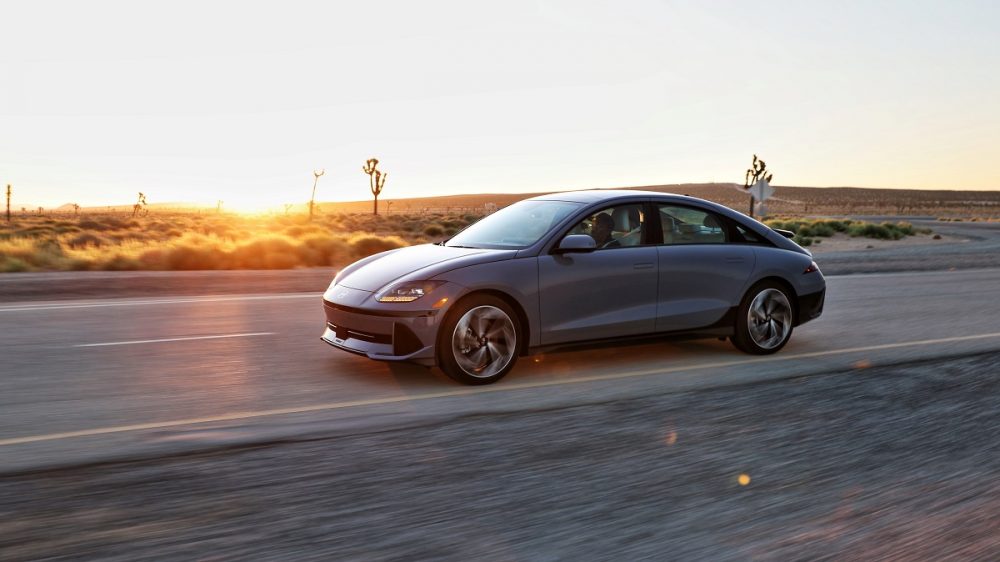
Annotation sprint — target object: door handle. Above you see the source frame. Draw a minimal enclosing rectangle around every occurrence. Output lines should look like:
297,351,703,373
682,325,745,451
633,262,655,270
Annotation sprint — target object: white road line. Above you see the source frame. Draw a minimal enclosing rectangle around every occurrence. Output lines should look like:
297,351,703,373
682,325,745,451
74,332,275,348
4,331,1000,447
0,293,324,313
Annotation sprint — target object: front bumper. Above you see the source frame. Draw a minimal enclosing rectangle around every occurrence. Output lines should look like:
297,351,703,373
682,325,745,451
320,299,441,366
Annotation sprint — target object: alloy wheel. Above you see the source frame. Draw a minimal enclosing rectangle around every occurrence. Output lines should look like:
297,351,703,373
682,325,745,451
451,305,517,379
747,288,792,350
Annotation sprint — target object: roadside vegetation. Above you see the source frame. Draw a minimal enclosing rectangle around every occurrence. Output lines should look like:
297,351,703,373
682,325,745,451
0,212,480,272
0,211,938,272
763,218,932,247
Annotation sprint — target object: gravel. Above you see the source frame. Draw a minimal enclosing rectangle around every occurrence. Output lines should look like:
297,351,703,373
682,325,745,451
3,352,1000,561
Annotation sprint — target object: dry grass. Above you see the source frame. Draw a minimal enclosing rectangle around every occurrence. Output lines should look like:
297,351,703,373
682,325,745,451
0,212,479,272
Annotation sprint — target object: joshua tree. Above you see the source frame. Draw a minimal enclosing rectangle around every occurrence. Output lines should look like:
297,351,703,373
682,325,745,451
743,154,774,218
5,184,10,222
72,203,80,216
131,192,148,217
284,203,294,215
309,169,325,221
362,158,388,215
216,200,224,214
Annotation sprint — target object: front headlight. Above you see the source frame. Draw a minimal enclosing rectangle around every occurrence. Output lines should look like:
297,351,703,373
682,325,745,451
376,280,446,303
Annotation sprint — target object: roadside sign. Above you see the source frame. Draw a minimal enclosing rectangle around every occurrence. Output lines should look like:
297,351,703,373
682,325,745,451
750,179,774,202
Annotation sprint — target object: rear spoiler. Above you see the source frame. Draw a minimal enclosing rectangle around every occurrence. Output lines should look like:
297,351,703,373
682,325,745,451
772,228,796,239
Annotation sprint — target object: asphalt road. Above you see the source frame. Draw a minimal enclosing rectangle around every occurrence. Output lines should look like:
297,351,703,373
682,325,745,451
4,351,1000,560
2,267,999,474
2,250,1000,559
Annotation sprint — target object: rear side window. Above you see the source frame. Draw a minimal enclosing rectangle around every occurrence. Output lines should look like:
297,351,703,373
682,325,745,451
658,205,727,245
734,224,765,244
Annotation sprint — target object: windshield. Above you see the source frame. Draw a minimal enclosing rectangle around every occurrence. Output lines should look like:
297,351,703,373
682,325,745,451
445,200,582,250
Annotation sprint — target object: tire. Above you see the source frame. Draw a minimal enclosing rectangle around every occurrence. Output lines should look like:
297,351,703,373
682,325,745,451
438,294,521,385
732,281,795,355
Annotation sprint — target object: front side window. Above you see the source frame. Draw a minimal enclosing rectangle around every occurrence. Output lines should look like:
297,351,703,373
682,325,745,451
658,205,727,245
566,204,646,249
445,200,582,250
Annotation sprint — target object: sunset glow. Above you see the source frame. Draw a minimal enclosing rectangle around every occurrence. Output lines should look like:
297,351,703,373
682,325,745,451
2,0,998,209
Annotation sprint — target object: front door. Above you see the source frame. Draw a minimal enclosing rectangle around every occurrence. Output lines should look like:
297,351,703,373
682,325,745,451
537,204,658,345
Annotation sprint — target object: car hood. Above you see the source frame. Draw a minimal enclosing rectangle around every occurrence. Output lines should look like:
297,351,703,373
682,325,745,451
336,244,516,292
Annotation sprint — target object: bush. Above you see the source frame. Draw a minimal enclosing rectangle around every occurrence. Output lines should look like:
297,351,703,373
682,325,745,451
228,237,300,269
349,234,406,259
0,257,30,272
67,232,109,248
160,245,228,270
297,234,350,267
847,223,901,240
423,224,444,237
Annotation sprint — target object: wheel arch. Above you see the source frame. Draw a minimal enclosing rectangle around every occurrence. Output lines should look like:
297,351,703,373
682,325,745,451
748,275,800,324
445,289,532,357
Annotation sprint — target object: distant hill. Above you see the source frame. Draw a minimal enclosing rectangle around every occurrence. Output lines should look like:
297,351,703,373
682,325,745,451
318,183,1000,217
42,183,998,218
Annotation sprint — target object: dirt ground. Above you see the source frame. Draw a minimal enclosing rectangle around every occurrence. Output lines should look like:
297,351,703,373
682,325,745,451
808,231,959,254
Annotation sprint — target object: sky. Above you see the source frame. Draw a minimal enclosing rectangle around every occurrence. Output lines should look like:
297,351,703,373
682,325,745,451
1,0,998,210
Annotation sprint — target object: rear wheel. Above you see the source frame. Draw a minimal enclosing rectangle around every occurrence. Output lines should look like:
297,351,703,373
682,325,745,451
732,281,794,354
438,294,520,385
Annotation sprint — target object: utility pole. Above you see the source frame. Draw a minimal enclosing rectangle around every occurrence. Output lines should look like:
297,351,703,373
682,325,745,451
5,184,10,222
310,169,325,221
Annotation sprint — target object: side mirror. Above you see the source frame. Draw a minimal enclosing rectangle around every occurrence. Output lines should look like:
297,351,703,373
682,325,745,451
553,234,597,254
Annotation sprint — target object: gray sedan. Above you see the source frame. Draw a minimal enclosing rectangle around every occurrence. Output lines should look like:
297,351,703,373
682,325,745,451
322,190,826,384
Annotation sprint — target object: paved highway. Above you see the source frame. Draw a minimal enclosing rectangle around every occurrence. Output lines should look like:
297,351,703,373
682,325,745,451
2,267,999,473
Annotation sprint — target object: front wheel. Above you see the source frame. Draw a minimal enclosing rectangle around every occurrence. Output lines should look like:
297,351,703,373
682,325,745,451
732,281,795,354
438,295,520,385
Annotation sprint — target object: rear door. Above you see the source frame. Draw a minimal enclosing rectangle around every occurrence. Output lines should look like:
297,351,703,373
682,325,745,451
537,203,658,345
655,204,756,332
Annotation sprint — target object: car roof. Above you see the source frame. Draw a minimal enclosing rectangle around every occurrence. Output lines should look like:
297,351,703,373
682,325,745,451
528,189,704,205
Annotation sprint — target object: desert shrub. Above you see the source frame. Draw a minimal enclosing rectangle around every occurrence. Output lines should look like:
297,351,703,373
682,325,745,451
297,234,350,266
67,232,109,248
0,256,30,272
349,234,406,259
101,217,127,230
200,223,234,237
102,255,142,271
77,219,110,231
228,236,300,269
798,222,834,237
423,224,444,237
885,221,914,236
160,245,229,270
17,225,56,237
795,236,814,247
847,223,901,240
283,224,328,238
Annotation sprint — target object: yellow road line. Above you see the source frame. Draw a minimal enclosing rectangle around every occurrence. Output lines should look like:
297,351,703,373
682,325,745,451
75,332,274,348
3,331,1000,447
